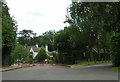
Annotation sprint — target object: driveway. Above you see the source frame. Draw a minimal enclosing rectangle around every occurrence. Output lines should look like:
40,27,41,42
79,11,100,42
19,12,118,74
2,64,118,80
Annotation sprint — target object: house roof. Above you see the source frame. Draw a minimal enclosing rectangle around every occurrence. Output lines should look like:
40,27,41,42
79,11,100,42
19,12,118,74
47,51,54,57
27,45,39,52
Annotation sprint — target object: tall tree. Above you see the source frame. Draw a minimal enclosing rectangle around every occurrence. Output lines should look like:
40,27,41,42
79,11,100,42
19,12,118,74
17,29,36,46
42,30,55,51
2,2,17,66
0,1,2,66
110,2,120,67
54,27,76,64
64,2,119,63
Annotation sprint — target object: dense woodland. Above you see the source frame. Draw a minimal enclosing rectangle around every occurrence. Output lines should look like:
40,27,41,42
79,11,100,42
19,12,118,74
1,1,120,67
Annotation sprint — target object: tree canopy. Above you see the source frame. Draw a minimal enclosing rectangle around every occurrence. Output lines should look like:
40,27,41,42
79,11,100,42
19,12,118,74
2,2,17,66
17,29,36,46
54,2,120,65
2,1,119,66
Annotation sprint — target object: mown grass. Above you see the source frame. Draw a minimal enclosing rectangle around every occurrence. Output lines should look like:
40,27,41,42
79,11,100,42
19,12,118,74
69,60,111,67
0,65,19,71
78,60,110,65
111,67,120,72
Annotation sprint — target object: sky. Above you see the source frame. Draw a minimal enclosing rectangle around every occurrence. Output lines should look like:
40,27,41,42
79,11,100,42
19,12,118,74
6,0,72,36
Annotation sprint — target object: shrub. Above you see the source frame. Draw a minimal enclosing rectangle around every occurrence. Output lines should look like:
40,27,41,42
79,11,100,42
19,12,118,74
11,44,29,64
111,33,120,67
35,47,47,62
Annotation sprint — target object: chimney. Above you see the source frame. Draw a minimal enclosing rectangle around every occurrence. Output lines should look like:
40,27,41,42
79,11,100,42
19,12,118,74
36,44,38,48
45,44,48,52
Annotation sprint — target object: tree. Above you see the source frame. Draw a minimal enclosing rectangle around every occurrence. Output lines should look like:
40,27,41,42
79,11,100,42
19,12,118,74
111,33,120,67
54,27,76,64
2,2,17,66
17,29,36,46
0,2,2,49
11,44,29,63
110,3,120,67
0,1,2,66
64,2,119,63
35,47,47,62
42,30,55,51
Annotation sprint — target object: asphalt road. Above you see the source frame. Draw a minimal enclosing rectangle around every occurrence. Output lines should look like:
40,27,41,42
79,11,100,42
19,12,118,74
2,64,118,80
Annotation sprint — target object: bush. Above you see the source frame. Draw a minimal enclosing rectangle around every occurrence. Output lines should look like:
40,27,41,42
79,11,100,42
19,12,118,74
53,51,59,63
35,47,47,62
111,33,120,67
11,44,29,64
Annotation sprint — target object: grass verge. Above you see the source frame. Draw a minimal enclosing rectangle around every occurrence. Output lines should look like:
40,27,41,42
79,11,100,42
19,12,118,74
0,65,20,72
69,60,111,68
111,67,120,72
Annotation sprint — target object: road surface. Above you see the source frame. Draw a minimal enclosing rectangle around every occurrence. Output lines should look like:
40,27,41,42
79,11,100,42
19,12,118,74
2,64,118,80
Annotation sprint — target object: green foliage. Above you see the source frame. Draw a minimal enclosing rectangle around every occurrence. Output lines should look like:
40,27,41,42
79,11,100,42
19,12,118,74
39,30,55,51
53,51,59,63
11,44,29,63
54,28,77,64
54,2,120,64
2,2,17,66
17,29,36,46
18,30,55,52
54,28,71,53
111,33,120,67
35,47,47,62
0,2,2,49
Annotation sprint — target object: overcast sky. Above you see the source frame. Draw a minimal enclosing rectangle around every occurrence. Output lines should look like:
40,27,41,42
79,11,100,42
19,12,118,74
6,0,72,35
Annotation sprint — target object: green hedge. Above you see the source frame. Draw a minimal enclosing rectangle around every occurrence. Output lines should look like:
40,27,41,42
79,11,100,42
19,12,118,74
111,33,120,67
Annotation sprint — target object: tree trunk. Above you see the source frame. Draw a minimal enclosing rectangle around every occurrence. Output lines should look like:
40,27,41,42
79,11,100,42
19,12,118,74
103,47,106,62
97,36,100,61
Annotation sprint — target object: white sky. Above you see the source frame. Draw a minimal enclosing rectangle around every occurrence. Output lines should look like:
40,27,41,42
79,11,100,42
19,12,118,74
6,0,72,35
